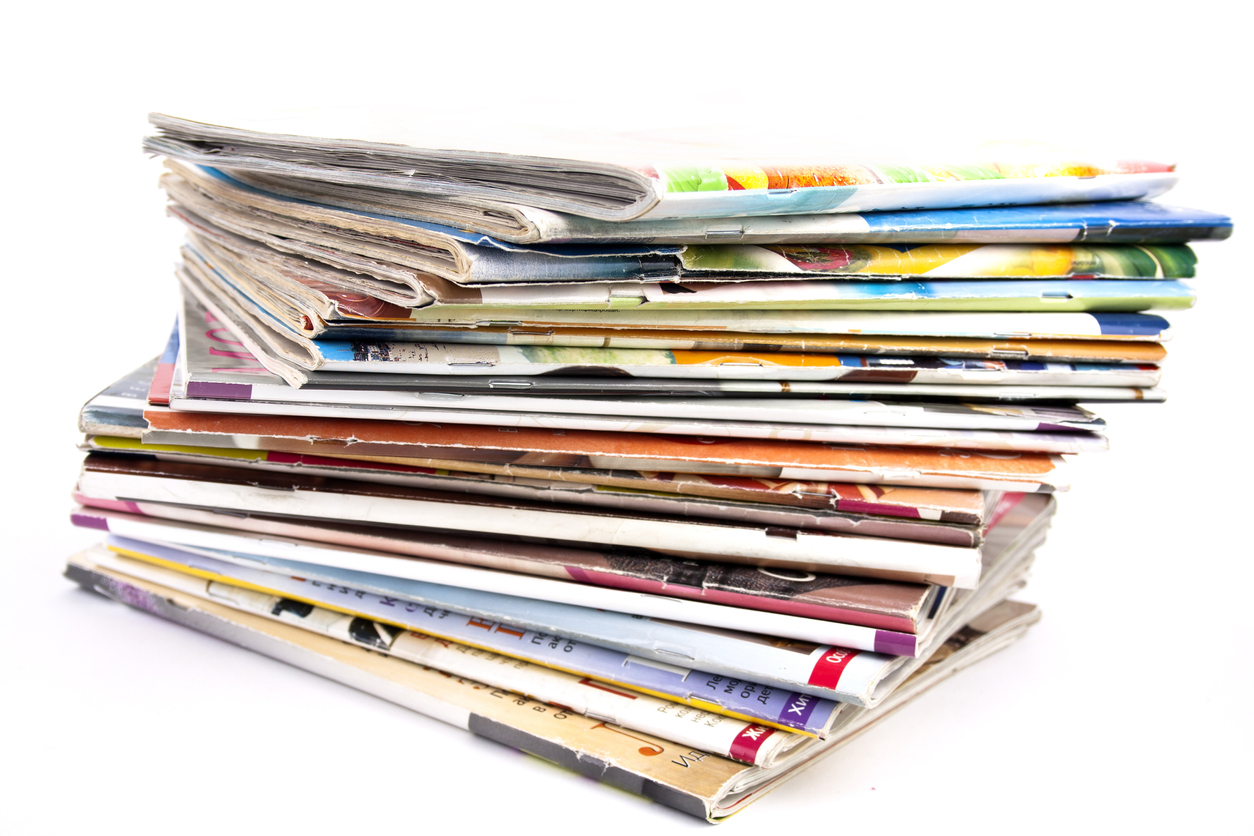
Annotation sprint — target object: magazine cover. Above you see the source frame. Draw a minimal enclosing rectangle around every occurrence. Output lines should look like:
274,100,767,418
81,489,1048,703
76,547,817,767
162,251,1175,361
146,113,1179,221
218,165,1237,245
73,455,992,585
177,268,1165,398
178,271,1171,382
188,224,1196,318
382,300,1177,340
81,439,999,544
127,412,1078,490
72,501,951,626
164,163,1199,286
65,548,1042,822
299,320,1171,362
113,423,1007,523
83,353,1111,455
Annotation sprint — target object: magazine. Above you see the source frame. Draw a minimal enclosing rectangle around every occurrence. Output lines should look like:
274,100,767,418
169,298,1111,431
66,547,1041,821
80,440,996,545
152,268,1173,361
145,112,1177,221
185,224,1193,322
74,455,997,586
72,501,950,628
84,489,1045,704
74,545,848,738
77,547,818,766
370,300,1177,340
225,166,1229,245
80,369,1016,522
100,411,1079,491
180,259,1175,382
177,267,1168,399
164,162,1198,286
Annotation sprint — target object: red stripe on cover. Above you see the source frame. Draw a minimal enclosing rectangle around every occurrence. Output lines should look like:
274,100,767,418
73,495,144,514
148,362,175,406
806,648,860,690
728,725,775,764
984,492,1026,532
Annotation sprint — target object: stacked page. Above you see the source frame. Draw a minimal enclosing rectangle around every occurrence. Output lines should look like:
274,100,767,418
59,112,1229,821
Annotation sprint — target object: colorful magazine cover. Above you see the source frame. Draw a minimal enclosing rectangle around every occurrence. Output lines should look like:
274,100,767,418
174,289,1143,427
83,350,1112,455
190,225,1196,317
146,113,1178,221
166,218,1180,365
125,408,1078,491
177,269,1165,399
70,544,852,738
220,165,1236,245
181,267,1173,381
292,321,1170,363
65,545,1042,825
81,488,1048,704
164,163,1199,286
75,547,816,767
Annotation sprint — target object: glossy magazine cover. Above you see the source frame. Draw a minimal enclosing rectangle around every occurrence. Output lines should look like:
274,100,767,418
217,165,1235,245
146,113,1178,221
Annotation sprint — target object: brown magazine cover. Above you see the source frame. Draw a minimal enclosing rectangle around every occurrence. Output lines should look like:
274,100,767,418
141,410,1069,492
134,426,994,523
82,437,987,546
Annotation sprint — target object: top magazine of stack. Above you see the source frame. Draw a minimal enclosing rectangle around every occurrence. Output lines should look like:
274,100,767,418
144,111,1197,224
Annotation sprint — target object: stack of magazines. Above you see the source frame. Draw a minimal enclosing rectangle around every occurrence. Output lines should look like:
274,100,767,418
65,113,1232,822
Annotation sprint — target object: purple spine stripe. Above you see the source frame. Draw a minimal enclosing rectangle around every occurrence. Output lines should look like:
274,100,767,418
70,513,110,532
874,630,917,657
777,692,819,727
186,381,253,399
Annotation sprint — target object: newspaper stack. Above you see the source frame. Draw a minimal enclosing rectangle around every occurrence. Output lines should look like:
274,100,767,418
65,113,1232,822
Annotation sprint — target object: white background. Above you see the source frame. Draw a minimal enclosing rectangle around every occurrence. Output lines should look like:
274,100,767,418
3,4,1250,833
